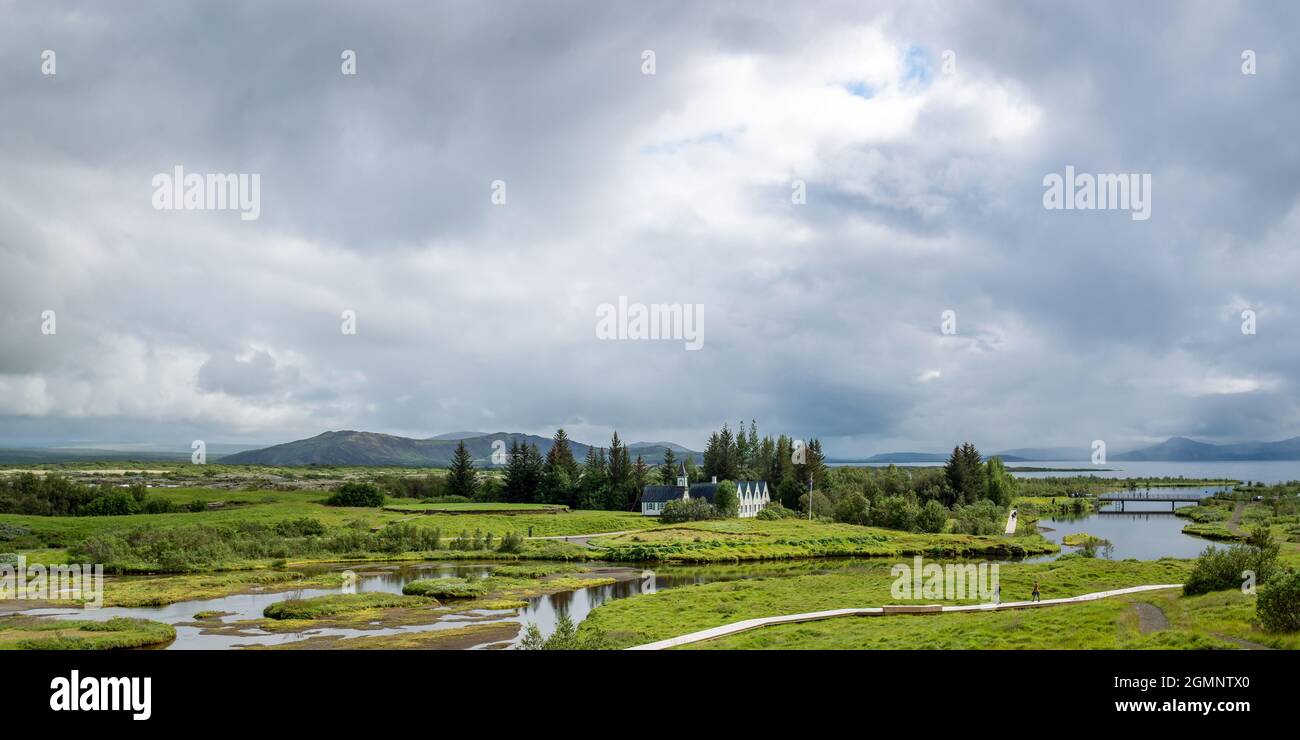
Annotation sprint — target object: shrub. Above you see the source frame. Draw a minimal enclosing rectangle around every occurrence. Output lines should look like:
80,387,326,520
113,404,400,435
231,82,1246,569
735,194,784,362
140,497,179,514
833,492,870,526
80,491,139,516
798,491,833,519
1244,527,1281,582
518,614,610,650
72,521,442,573
1257,568,1300,633
951,500,1003,535
372,522,441,553
872,495,919,531
756,501,797,520
660,498,717,523
498,531,525,553
0,523,31,542
1183,530,1279,596
375,474,447,499
713,481,738,518
325,482,385,508
916,500,949,533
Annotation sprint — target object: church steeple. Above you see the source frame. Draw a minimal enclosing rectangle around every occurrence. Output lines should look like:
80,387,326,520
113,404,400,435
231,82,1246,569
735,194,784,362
676,460,688,490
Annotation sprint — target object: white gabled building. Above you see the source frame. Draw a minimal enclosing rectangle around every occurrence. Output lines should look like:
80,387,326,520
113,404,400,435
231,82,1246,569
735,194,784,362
640,462,771,518
734,479,771,518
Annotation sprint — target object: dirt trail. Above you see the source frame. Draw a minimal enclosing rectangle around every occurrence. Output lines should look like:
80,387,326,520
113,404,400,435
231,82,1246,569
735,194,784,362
1211,632,1274,650
1132,602,1168,633
1226,502,1246,536
527,530,633,548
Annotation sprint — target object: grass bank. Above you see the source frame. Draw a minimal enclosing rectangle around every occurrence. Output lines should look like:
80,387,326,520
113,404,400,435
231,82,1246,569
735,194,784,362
263,592,435,619
588,518,1057,563
0,615,175,650
1,487,652,555
579,557,1192,649
691,584,1300,650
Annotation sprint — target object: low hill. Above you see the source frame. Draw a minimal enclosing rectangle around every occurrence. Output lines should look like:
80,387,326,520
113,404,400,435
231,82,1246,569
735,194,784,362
219,430,701,467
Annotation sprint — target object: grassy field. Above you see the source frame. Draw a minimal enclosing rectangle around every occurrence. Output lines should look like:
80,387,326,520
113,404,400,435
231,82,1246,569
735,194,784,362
384,502,569,513
579,557,1194,648
685,594,1211,649
0,486,655,567
588,518,1058,562
103,570,350,608
689,584,1299,650
0,615,175,650
264,592,435,619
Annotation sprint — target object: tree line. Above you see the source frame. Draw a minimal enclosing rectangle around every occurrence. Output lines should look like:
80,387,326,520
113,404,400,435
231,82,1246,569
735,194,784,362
438,422,827,512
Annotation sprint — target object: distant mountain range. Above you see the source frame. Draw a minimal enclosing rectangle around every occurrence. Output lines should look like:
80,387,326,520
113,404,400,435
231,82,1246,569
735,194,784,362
1111,436,1300,461
6,433,1300,467
218,431,700,467
855,436,1300,464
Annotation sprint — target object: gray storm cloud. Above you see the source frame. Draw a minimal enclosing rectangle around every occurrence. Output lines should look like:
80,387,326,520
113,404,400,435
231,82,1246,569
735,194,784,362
1,1,1298,455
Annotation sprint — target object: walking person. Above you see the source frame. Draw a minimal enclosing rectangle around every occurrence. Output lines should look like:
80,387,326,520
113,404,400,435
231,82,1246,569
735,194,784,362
992,582,1001,606
1031,579,1041,602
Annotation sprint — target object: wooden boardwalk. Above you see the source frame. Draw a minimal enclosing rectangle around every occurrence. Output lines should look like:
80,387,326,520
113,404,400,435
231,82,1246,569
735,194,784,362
626,583,1182,650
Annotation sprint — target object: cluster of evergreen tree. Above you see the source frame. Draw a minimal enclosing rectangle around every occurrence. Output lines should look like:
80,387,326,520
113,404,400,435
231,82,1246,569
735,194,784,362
440,421,825,513
441,430,651,511
441,430,1014,531
694,420,828,510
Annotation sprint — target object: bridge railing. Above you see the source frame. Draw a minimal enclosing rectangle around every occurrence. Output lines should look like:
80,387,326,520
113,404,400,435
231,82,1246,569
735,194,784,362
1096,493,1206,501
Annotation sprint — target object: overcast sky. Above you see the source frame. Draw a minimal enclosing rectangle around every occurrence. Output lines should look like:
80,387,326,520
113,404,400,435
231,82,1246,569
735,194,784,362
2,1,1299,456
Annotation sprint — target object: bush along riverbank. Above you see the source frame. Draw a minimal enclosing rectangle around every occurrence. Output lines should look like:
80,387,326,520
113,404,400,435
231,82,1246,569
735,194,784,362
587,519,1057,563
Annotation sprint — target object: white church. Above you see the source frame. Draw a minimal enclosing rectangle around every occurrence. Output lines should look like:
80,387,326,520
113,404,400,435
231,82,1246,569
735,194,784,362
640,462,771,517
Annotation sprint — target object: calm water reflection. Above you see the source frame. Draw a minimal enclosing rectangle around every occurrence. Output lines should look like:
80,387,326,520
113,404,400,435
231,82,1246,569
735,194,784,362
17,560,869,651
1032,485,1228,560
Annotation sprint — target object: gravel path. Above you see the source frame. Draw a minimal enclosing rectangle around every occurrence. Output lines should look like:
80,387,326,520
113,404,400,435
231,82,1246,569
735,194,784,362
526,530,633,548
1226,502,1246,536
1133,602,1169,633
1211,632,1274,650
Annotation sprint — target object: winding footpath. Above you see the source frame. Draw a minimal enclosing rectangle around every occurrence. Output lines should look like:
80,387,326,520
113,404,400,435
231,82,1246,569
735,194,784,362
626,583,1183,650
526,530,631,548
1226,502,1246,537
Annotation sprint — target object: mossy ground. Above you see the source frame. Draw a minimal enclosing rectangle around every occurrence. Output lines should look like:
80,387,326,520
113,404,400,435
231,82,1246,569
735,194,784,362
589,518,1057,562
691,587,1300,650
0,615,175,650
580,557,1194,648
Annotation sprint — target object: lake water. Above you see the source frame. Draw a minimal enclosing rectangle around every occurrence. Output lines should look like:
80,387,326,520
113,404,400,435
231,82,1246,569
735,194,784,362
839,459,1300,484
1007,460,1300,484
1027,484,1230,561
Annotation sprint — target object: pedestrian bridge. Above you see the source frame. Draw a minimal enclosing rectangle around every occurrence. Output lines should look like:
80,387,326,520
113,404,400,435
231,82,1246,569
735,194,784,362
1096,492,1208,510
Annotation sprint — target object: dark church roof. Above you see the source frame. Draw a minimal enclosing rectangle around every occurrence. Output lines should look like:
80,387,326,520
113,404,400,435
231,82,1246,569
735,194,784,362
642,485,685,503
642,480,767,506
685,483,719,503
